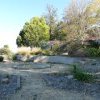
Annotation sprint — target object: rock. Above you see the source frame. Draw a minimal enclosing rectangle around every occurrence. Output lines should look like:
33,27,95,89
1,78,9,84
15,54,27,61
61,52,68,56
12,62,51,69
67,75,74,79
79,60,86,65
0,55,10,62
29,56,76,64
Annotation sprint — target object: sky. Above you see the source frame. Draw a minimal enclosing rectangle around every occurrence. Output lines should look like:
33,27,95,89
0,0,71,52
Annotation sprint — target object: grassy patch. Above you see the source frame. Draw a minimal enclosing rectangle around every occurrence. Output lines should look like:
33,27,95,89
72,64,94,83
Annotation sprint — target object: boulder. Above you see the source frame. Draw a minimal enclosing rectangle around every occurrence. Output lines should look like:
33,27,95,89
0,55,10,62
1,78,9,84
29,56,76,64
15,54,27,61
61,52,68,56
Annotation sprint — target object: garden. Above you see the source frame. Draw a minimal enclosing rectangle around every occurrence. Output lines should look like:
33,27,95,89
0,0,100,100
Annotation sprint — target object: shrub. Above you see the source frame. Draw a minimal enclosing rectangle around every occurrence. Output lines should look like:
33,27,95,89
0,56,4,62
85,47,100,57
0,46,13,60
42,44,61,56
72,65,94,83
40,41,50,49
12,54,17,61
52,44,60,55
87,40,100,48
67,40,83,56
17,47,42,56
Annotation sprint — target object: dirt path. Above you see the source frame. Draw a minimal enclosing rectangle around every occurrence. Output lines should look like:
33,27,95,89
0,62,99,100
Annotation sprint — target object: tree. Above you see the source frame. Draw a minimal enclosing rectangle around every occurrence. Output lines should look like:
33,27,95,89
64,0,94,43
62,0,100,54
63,0,100,43
16,17,50,47
86,0,100,37
53,21,67,41
44,5,58,40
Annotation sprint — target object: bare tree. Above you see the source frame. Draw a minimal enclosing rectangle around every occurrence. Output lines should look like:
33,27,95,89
44,5,58,40
63,0,92,43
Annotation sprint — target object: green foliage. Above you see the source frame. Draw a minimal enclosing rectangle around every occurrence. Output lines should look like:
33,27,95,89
12,54,17,61
85,47,100,57
16,0,100,56
16,17,50,47
44,5,58,40
42,43,60,55
72,65,94,83
52,21,67,40
52,44,60,55
0,56,4,62
87,40,100,48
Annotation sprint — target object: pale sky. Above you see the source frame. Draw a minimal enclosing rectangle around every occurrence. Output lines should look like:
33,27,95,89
0,0,71,52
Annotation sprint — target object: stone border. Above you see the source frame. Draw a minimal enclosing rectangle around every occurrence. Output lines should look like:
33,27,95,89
29,56,77,64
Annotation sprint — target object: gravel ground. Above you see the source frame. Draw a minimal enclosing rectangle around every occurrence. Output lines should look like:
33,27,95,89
42,74,100,99
0,75,20,96
0,58,100,100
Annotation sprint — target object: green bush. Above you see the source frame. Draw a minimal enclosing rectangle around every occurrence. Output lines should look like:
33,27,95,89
72,65,94,83
40,41,50,49
87,40,100,48
12,54,18,61
85,47,100,57
42,44,61,55
0,56,4,62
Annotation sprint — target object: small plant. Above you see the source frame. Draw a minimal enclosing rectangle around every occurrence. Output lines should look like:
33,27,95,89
72,65,94,83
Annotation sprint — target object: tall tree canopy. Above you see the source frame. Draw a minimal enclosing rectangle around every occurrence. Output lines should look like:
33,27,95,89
16,17,50,47
44,5,58,40
63,0,100,43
